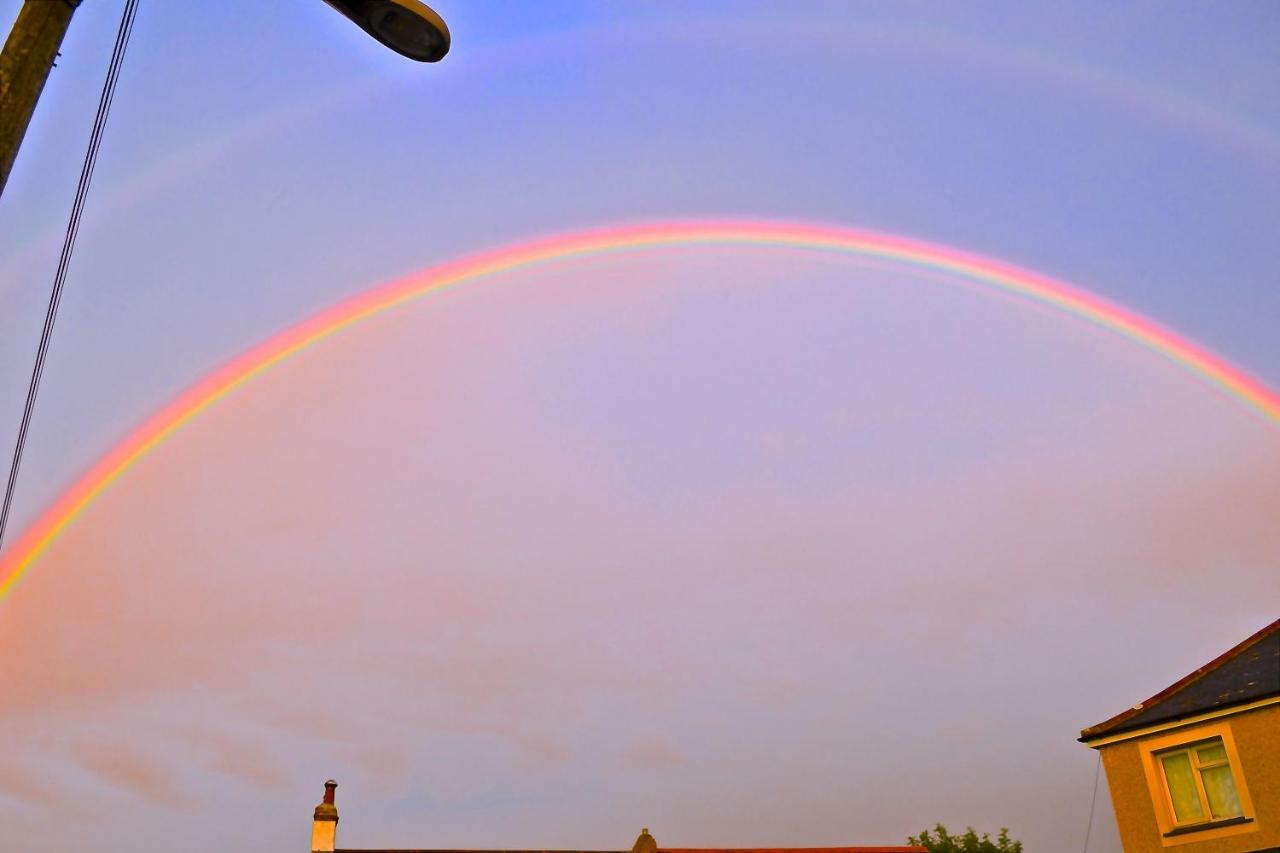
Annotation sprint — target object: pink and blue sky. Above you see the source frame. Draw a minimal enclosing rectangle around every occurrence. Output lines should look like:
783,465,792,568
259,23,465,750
0,2,1277,852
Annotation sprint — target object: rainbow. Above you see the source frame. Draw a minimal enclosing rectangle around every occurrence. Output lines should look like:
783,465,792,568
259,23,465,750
1,220,1277,602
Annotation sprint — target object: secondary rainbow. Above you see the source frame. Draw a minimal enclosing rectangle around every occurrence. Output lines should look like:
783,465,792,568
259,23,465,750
2,220,1277,602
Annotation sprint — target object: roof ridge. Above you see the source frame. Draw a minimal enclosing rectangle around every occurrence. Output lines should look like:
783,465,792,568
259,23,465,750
335,848,927,853
1080,616,1280,741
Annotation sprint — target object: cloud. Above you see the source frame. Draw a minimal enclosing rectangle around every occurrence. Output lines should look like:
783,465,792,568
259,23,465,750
75,744,195,810
172,727,288,789
0,761,56,809
620,738,685,770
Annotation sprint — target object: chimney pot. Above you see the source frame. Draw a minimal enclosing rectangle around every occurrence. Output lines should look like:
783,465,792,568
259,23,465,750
312,780,339,853
633,827,657,853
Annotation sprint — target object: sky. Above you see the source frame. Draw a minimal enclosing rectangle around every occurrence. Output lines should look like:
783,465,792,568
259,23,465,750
0,2,1278,851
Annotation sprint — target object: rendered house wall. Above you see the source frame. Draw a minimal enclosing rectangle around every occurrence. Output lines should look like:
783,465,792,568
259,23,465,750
1100,704,1280,853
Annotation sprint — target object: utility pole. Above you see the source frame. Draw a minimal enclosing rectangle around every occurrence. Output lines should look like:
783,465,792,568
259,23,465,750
0,0,80,199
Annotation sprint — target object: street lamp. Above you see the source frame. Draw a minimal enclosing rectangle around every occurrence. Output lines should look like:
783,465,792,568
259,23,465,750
322,0,451,62
0,0,451,200
0,0,454,556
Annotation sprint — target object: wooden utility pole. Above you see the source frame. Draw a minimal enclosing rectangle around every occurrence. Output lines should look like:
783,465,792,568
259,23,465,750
0,0,80,200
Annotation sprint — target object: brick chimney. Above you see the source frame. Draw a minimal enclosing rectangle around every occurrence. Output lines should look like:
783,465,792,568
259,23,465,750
312,780,339,853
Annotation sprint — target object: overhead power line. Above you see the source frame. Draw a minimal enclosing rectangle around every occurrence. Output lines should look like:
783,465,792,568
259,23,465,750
0,0,141,556
1082,751,1102,853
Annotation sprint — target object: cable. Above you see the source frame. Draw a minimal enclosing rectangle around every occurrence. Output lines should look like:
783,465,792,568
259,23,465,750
0,0,141,555
1082,750,1102,853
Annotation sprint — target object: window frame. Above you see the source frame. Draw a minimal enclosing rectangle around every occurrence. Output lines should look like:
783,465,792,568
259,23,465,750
1139,721,1259,847
1155,738,1239,827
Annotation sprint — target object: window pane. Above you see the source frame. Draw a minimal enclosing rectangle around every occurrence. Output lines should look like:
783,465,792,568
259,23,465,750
1201,765,1243,819
1196,742,1227,764
1162,753,1206,823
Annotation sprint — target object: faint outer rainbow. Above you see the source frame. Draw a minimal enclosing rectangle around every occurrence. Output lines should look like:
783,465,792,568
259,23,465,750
2,220,1278,601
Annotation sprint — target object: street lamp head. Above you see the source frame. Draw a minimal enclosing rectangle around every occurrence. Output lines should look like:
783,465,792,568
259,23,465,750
323,0,450,62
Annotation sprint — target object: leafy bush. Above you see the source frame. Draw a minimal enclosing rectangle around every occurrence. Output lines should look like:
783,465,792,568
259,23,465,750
907,824,1023,853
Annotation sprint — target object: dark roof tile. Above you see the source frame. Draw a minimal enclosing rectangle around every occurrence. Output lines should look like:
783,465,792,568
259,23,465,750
1080,617,1280,742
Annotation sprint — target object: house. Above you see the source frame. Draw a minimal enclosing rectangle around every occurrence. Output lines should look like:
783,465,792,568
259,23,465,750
309,780,925,853
1079,617,1280,852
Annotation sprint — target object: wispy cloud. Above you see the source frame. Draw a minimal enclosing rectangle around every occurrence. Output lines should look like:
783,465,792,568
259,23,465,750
620,738,685,770
0,761,56,808
75,744,195,810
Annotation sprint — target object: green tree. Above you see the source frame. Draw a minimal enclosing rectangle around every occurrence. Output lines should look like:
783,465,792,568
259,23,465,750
907,824,1023,853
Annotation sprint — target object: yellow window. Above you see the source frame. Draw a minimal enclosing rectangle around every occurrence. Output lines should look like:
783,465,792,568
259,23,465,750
1157,737,1244,827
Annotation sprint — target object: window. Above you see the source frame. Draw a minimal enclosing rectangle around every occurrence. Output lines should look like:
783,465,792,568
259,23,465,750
1157,738,1243,827
1138,722,1258,846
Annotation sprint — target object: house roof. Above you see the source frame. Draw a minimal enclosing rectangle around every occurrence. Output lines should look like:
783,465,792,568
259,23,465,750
1079,617,1280,743
323,799,925,853
336,849,926,853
